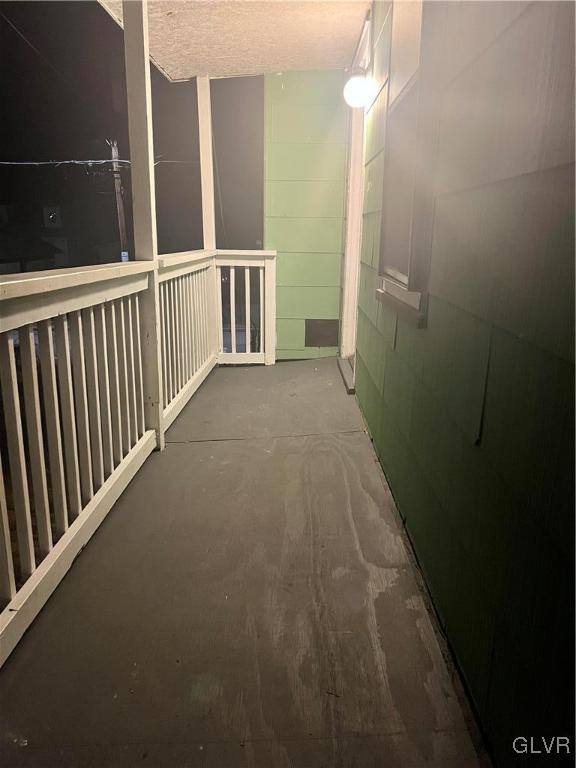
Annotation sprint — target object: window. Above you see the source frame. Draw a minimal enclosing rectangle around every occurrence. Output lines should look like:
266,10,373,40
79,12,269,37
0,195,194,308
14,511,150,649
376,1,428,322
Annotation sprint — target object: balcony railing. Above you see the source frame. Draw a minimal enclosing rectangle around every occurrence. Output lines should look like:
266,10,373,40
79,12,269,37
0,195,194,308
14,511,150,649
0,249,276,665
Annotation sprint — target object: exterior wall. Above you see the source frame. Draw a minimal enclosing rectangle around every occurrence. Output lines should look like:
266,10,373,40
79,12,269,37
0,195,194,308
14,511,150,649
356,3,574,766
264,71,348,359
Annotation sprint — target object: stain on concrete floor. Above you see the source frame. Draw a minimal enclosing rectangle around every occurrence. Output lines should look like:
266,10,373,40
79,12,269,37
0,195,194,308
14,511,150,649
0,359,486,767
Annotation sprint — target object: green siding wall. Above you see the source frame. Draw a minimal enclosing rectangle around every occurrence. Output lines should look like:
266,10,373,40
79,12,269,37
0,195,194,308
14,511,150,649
356,3,574,767
264,71,347,359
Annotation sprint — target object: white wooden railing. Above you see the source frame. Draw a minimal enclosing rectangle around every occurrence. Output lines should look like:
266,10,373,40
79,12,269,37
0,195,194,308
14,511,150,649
158,251,218,430
216,250,276,366
0,249,275,665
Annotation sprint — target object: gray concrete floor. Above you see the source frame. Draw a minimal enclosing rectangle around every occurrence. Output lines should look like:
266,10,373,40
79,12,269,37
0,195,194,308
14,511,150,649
0,359,486,767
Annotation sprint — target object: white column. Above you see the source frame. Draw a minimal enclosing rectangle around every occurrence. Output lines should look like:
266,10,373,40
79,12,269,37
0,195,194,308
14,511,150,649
339,106,365,363
264,255,276,365
197,76,220,355
123,0,164,448
197,76,216,250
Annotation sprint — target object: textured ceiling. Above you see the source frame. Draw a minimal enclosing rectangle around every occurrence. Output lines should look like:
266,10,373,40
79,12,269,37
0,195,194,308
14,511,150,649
100,1,370,80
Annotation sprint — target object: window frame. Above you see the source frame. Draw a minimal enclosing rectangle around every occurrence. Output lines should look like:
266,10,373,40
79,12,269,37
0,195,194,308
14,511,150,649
374,0,436,325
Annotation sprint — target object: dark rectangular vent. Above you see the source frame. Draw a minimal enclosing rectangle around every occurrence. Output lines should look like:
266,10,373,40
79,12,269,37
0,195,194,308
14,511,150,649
305,319,339,347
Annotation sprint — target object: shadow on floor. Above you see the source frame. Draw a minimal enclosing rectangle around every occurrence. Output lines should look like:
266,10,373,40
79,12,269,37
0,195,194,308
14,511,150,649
0,359,487,767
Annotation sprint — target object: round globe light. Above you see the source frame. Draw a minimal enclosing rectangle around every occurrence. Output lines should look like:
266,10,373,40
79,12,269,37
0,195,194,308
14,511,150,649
343,75,377,108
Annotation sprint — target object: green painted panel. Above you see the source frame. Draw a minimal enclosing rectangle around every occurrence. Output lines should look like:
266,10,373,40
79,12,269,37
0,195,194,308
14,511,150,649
266,70,346,106
446,564,498,715
422,296,491,443
363,151,385,214
277,253,342,287
357,263,379,327
354,354,383,448
375,297,397,347
276,318,305,350
365,85,388,163
276,286,340,320
408,384,465,511
382,349,416,439
372,4,392,92
481,328,573,508
360,211,382,270
356,309,387,396
395,314,425,378
268,104,347,144
267,180,345,218
265,69,348,363
266,142,347,181
377,399,422,522
266,217,343,253
429,164,575,363
276,346,339,360
404,472,459,629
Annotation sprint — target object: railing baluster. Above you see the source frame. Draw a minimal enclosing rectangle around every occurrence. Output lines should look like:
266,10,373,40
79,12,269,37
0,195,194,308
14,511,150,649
116,299,132,455
125,298,139,447
0,333,36,578
0,452,16,602
178,277,186,386
169,282,175,401
133,295,145,437
259,267,264,354
38,320,68,534
179,279,184,384
185,276,192,379
170,280,178,398
105,302,123,467
54,316,82,519
68,311,94,505
20,325,52,555
203,269,209,362
217,266,223,354
182,276,190,383
245,267,251,353
172,280,179,394
94,305,114,479
198,270,205,364
192,272,199,372
177,278,184,390
162,282,172,407
82,308,105,492
159,283,167,408
230,266,236,354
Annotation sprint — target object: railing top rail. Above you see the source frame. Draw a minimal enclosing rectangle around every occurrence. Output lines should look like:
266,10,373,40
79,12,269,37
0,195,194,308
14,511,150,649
157,250,216,270
0,262,155,302
0,249,278,303
216,249,276,260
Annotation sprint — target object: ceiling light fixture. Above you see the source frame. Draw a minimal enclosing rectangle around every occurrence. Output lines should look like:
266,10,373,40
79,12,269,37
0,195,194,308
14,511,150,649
343,73,378,108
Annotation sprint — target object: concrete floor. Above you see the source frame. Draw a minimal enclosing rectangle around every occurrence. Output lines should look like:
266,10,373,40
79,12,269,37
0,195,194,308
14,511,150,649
0,359,486,767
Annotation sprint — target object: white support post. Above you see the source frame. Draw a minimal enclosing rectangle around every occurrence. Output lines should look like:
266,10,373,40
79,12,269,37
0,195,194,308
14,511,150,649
123,0,164,449
197,76,216,250
340,105,365,365
197,75,220,353
264,256,276,365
